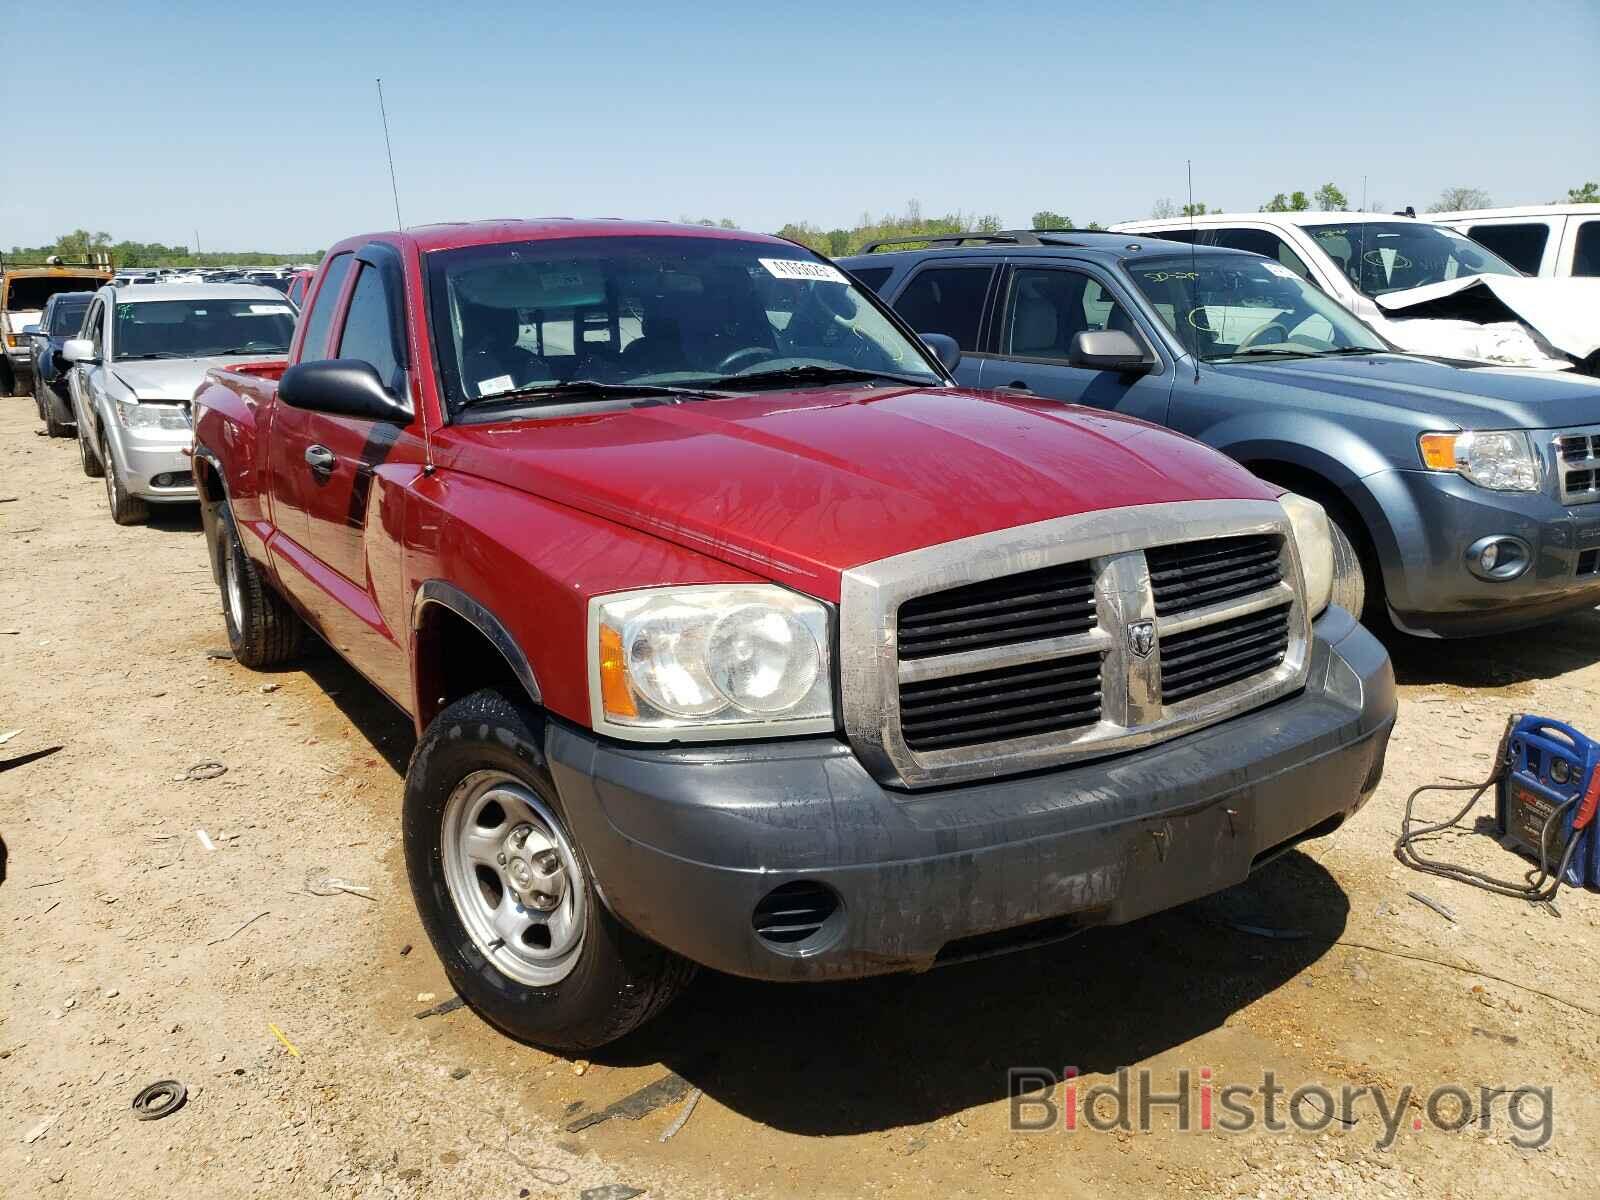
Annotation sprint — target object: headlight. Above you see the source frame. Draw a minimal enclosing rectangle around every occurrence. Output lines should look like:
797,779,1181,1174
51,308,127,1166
115,398,191,432
1279,493,1334,618
1418,430,1540,492
589,585,834,741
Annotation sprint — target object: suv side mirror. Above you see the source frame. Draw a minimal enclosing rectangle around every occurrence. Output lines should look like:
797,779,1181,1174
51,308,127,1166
919,332,961,372
61,338,97,364
279,358,412,422
1068,329,1151,373
21,324,41,337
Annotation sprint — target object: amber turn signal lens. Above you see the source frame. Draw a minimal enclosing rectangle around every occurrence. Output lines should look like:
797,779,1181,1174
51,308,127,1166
597,624,638,719
1418,432,1459,471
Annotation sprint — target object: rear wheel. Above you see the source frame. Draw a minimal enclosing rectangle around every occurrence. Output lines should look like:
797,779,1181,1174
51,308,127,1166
405,688,694,1051
216,502,304,668
78,419,104,477
101,436,149,525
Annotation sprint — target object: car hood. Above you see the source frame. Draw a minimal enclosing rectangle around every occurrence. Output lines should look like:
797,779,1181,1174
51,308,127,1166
112,353,286,402
1375,275,1600,361
440,385,1276,600
1214,352,1600,430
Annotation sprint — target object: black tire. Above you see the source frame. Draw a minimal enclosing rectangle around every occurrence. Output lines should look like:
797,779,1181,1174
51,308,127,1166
0,360,14,398
404,688,694,1051
78,419,104,477
101,435,149,526
1326,511,1367,621
216,503,304,668
40,383,71,439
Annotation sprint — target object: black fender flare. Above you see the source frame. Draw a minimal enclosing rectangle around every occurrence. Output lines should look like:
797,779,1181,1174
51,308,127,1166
411,581,544,721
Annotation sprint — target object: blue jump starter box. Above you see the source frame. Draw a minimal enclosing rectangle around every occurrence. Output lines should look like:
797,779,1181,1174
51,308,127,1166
1494,715,1600,889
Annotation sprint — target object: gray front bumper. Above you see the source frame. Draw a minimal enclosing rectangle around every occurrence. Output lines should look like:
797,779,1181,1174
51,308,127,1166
1366,469,1600,636
547,607,1396,982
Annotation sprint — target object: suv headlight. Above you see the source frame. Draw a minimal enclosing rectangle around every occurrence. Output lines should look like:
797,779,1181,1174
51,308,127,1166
115,398,191,432
589,585,835,741
1279,493,1334,617
1419,430,1540,492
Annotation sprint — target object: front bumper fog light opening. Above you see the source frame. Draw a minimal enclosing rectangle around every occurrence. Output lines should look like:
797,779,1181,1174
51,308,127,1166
1465,535,1532,582
751,880,844,954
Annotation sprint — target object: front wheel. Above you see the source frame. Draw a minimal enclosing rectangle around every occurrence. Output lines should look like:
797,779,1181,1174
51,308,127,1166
101,436,149,526
1326,512,1368,621
404,689,694,1051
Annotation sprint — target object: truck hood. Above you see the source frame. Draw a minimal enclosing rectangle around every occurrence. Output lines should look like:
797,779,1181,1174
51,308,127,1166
1375,275,1600,362
112,353,285,403
442,385,1275,598
1213,352,1600,430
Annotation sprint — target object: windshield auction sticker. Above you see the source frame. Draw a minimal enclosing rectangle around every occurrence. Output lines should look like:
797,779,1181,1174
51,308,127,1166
760,258,848,284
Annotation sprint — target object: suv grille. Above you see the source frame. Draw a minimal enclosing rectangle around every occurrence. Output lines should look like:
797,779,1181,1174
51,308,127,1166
1556,432,1600,505
841,500,1312,788
1148,535,1282,615
897,563,1095,660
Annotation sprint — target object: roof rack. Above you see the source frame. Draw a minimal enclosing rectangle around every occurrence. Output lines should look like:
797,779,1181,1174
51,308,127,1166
858,228,1097,254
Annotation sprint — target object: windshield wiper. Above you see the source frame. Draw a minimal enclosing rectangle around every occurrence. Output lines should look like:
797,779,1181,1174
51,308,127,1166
210,346,290,357
115,352,190,361
698,364,935,390
458,379,721,409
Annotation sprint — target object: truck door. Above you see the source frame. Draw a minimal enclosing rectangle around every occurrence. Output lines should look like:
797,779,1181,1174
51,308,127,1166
269,243,418,704
267,251,355,552
987,262,1173,426
883,261,1000,389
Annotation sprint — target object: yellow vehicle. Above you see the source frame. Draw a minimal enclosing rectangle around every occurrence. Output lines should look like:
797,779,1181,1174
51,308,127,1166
1,254,113,395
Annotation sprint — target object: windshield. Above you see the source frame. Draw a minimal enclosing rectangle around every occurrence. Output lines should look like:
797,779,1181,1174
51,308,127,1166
47,297,92,334
112,298,297,360
1130,254,1388,362
5,275,107,311
424,235,941,412
1302,221,1521,297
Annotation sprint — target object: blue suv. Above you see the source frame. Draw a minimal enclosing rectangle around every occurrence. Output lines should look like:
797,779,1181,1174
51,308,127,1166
841,230,1600,637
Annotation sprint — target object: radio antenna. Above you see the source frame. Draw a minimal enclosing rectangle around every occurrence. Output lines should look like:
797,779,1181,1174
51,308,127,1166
376,78,404,229
1186,160,1201,383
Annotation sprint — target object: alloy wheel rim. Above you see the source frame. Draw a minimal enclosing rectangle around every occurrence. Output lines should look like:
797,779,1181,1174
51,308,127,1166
224,542,246,634
440,770,586,987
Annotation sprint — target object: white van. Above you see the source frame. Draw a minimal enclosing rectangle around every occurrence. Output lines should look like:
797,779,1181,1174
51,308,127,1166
1431,204,1600,279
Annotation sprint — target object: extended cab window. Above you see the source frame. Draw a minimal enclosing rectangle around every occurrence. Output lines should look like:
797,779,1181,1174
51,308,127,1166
1208,228,1313,281
297,253,354,361
891,266,994,351
1002,268,1134,361
337,265,403,393
1573,221,1600,277
1465,223,1549,274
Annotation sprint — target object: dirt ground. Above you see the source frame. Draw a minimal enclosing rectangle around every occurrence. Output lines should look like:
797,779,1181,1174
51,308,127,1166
3,396,1598,1200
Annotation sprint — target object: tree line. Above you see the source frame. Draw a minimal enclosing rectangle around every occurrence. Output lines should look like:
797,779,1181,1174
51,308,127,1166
4,229,323,269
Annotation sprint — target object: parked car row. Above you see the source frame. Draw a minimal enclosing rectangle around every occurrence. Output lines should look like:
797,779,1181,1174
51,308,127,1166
11,212,1597,1055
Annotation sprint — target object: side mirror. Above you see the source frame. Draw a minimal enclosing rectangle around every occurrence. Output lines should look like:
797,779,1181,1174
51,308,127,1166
21,324,41,337
919,332,961,372
279,358,412,422
1068,329,1151,373
61,338,97,364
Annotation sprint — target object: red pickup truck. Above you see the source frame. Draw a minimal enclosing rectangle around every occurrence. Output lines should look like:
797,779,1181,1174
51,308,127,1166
191,220,1396,1050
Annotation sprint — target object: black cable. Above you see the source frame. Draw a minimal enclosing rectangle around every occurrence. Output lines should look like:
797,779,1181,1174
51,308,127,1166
1394,714,1585,904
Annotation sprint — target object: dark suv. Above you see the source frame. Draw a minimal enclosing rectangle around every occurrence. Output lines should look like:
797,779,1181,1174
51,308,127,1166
841,230,1600,637
26,290,94,437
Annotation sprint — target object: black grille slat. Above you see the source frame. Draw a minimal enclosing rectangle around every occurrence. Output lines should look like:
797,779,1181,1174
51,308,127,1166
897,564,1095,660
752,882,839,945
899,654,1103,752
1147,536,1282,616
1160,604,1290,703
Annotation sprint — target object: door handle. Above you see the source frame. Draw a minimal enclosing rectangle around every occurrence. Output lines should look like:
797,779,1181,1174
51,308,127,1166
304,444,336,473
1003,381,1031,391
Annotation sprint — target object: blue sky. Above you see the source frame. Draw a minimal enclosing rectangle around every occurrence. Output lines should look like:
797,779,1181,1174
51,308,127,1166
5,0,1596,251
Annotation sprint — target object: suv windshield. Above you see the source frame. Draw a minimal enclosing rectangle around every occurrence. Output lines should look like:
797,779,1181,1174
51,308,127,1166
1302,221,1521,297
1130,254,1388,362
424,235,941,411
112,298,296,360
47,297,92,334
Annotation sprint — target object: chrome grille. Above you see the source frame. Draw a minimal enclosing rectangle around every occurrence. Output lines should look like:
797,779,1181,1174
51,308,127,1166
896,562,1095,660
839,500,1311,788
1556,430,1600,505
